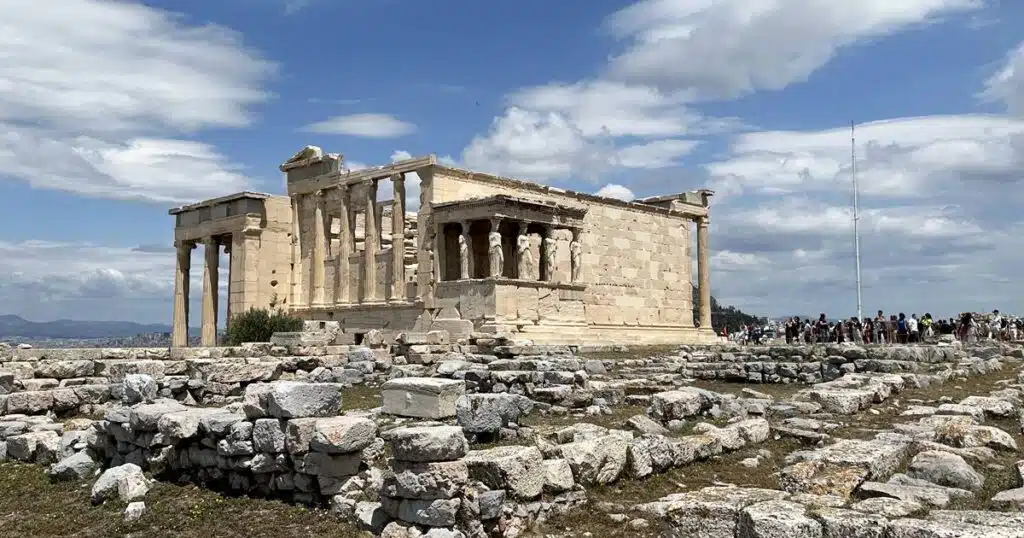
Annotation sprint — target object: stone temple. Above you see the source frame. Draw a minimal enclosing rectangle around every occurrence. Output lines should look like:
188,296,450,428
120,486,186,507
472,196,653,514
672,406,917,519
168,146,717,346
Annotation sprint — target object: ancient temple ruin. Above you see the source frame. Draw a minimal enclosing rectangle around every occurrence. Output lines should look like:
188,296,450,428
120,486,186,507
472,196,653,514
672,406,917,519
169,147,717,346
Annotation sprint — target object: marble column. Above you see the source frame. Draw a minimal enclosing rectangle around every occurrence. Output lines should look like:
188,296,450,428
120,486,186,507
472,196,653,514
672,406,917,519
391,174,406,301
335,185,353,304
311,190,327,306
172,241,193,347
697,216,712,329
363,179,380,302
289,196,303,308
223,240,233,328
201,237,219,347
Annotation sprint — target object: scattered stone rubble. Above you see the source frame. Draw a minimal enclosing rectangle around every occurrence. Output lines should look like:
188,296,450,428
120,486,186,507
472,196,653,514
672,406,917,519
3,338,1024,537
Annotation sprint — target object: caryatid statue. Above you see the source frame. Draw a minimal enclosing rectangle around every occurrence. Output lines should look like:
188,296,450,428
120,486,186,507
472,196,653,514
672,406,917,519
516,233,533,279
458,234,470,279
569,239,582,282
487,230,503,278
543,236,557,280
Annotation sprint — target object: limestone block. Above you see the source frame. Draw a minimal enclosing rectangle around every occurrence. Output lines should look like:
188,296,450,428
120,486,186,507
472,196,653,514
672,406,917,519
738,500,822,538
649,389,710,422
464,445,544,500
387,426,468,463
122,374,158,405
542,459,575,494
35,360,95,379
49,451,99,482
6,391,54,414
382,460,469,500
129,401,187,432
382,378,465,419
298,451,361,478
310,416,377,454
266,381,343,419
381,496,460,528
455,393,534,434
252,418,287,453
559,433,629,486
91,463,150,505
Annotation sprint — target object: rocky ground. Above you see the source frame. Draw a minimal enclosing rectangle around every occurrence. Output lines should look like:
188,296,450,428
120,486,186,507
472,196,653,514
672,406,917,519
3,341,1024,537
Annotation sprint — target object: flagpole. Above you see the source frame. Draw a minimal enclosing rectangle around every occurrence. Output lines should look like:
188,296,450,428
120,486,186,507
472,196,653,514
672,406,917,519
851,120,863,321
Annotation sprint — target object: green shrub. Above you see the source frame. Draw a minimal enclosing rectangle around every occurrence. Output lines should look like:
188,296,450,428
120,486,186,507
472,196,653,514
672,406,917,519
225,308,304,346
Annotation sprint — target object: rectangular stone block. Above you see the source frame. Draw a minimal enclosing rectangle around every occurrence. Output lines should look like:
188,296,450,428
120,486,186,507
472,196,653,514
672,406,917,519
381,378,466,419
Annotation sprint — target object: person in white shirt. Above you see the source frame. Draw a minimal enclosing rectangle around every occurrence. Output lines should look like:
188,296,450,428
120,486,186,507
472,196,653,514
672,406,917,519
990,310,1003,340
908,314,920,343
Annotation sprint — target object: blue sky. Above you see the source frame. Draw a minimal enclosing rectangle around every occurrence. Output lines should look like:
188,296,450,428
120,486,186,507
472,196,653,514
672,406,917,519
1,0,1023,325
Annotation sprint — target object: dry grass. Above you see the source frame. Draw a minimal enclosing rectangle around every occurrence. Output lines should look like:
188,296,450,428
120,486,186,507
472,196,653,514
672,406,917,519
0,463,366,538
341,384,381,411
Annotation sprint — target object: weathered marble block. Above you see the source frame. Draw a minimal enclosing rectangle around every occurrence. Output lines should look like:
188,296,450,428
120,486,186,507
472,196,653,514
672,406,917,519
381,378,466,419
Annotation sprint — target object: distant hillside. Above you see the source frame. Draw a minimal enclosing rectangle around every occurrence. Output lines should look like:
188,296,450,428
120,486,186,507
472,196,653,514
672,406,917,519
0,314,183,339
691,290,765,333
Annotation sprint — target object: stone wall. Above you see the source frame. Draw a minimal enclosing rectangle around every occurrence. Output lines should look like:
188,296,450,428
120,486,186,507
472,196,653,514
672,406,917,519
430,170,697,337
2,341,1010,419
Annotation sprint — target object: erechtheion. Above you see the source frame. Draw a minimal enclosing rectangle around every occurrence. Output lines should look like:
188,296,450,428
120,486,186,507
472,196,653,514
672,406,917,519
169,146,717,346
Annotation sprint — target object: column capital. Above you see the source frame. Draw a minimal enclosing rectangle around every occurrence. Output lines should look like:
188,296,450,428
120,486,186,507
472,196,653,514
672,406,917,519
203,236,219,248
314,189,325,198
174,239,196,250
697,215,710,228
391,172,405,183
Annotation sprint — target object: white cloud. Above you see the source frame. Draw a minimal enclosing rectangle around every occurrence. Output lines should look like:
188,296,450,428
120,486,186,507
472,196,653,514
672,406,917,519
1,134,251,203
595,184,636,201
704,112,1024,318
0,240,231,324
603,0,983,99
616,139,701,169
981,41,1024,115
0,0,274,203
707,115,1024,201
303,114,417,138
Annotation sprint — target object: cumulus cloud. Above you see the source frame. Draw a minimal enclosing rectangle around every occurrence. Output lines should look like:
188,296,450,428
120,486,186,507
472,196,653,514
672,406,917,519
303,114,417,138
704,113,1024,317
0,0,274,203
0,240,230,324
603,0,982,99
595,184,636,201
462,0,975,185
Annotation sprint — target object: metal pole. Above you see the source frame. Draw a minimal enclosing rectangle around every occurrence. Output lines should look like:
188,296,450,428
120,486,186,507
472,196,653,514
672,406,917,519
851,121,863,321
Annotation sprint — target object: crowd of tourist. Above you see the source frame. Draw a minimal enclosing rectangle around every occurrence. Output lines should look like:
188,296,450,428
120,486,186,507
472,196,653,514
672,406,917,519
731,310,1022,345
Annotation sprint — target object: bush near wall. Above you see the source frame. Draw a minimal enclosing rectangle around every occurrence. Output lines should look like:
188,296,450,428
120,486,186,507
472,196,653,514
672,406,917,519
224,308,304,346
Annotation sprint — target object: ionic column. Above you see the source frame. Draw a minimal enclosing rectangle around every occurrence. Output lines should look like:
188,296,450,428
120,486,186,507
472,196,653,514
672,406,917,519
335,185,353,304
311,190,327,306
364,179,380,302
201,237,219,347
697,216,712,329
290,196,303,308
391,174,406,301
460,220,473,280
172,241,193,347
223,240,233,328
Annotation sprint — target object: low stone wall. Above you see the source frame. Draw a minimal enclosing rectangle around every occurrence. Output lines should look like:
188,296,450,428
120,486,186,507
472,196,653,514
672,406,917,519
3,340,1017,419
91,382,381,507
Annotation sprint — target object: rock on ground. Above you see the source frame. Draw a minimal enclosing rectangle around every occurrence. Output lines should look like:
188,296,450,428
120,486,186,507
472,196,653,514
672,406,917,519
91,463,150,505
